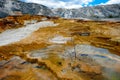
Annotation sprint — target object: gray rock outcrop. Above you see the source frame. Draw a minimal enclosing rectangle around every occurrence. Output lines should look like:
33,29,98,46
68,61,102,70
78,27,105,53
0,0,54,18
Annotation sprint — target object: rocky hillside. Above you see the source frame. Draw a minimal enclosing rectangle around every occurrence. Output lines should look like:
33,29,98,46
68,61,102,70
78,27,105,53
53,4,120,18
0,0,120,19
0,0,54,18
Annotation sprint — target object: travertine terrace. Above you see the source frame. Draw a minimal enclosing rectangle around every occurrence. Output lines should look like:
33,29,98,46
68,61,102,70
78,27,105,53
0,15,120,80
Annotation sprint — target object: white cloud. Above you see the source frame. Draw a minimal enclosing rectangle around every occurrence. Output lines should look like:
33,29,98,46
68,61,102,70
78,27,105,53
24,0,94,8
106,0,120,4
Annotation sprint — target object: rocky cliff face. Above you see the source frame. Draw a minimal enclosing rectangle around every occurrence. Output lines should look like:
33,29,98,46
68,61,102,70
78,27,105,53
53,4,120,18
0,0,54,18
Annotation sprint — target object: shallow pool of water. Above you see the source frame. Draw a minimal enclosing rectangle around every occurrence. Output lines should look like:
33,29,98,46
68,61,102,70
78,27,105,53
75,44,120,80
28,44,120,80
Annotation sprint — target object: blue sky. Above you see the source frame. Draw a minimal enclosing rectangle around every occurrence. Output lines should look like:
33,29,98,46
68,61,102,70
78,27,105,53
90,0,108,5
20,0,120,8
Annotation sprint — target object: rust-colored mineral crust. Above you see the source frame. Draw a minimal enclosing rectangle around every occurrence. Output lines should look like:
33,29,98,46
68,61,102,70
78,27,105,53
0,16,120,80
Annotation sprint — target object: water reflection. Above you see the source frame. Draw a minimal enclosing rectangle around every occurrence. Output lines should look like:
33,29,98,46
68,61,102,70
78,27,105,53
76,44,120,80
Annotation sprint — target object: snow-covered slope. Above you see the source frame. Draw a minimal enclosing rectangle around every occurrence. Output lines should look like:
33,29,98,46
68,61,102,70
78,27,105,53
0,0,120,19
0,0,54,18
53,4,120,18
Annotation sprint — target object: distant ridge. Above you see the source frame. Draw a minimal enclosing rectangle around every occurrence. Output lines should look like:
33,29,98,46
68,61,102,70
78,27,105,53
0,0,120,19
53,4,120,18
